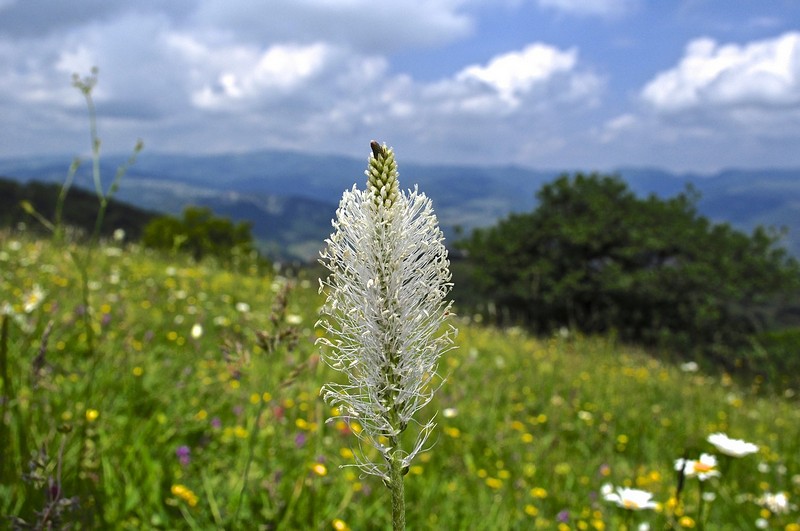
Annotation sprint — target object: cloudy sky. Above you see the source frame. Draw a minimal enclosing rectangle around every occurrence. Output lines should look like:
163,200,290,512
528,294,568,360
1,0,799,172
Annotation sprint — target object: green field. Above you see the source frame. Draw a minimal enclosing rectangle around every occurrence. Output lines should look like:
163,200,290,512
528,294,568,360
1,232,798,530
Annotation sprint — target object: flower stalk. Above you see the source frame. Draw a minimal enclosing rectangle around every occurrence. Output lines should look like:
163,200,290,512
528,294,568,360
317,141,456,529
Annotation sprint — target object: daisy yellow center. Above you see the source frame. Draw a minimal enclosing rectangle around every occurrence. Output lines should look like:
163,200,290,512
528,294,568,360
623,499,640,509
694,461,714,472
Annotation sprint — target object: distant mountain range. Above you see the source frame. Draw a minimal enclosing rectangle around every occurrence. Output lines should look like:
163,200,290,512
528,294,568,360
1,150,798,261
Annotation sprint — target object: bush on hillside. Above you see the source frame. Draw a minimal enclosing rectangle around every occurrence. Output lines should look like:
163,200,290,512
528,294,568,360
458,172,800,365
142,206,255,262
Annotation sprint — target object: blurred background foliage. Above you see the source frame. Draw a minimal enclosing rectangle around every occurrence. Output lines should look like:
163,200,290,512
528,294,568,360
455,172,800,382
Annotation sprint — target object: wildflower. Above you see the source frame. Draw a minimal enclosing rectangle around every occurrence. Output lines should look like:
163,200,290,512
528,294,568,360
603,486,658,511
85,409,100,423
317,142,456,481
332,518,350,531
190,323,203,339
675,453,720,481
176,445,191,467
531,487,548,498
171,484,199,507
680,361,699,372
707,432,758,457
23,284,46,313
485,477,503,489
318,142,455,530
758,491,790,514
444,426,461,438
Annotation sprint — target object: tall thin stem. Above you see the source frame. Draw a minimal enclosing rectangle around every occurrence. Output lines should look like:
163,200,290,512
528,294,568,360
389,447,406,531
0,314,11,483
319,141,455,529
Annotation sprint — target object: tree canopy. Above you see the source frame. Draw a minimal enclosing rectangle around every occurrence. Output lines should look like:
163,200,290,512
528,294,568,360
459,172,800,360
142,206,254,262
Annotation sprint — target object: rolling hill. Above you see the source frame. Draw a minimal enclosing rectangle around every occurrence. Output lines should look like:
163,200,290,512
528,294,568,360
0,150,798,261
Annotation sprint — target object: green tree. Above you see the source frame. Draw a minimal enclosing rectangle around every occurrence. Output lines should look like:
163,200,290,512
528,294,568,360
459,172,800,360
142,206,254,262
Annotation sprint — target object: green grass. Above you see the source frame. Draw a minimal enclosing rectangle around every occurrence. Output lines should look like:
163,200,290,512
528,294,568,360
1,231,798,530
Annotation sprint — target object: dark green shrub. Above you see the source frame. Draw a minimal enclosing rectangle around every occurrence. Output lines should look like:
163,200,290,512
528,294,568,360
458,172,800,364
142,206,255,262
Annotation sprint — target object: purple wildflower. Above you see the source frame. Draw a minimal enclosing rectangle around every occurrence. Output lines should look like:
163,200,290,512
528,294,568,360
176,445,191,467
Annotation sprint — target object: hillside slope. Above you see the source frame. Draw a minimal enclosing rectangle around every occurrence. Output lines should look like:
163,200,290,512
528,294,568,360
1,151,797,260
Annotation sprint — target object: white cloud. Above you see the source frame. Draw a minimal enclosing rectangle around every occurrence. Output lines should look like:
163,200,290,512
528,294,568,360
456,43,577,106
537,0,638,17
349,42,604,164
0,2,603,164
188,0,474,53
642,32,800,113
583,32,800,171
597,113,638,143
410,42,601,120
186,41,336,108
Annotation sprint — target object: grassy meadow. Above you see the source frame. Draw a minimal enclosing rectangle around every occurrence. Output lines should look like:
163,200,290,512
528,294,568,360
1,231,799,529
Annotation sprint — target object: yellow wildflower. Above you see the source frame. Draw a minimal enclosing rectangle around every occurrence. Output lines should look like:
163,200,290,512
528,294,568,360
171,484,199,507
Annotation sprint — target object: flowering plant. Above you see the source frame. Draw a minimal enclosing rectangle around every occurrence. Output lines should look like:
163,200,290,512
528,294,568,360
675,453,721,481
603,485,659,511
707,432,759,458
317,141,456,529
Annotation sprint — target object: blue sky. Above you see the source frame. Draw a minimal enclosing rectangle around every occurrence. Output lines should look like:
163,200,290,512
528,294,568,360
0,0,799,172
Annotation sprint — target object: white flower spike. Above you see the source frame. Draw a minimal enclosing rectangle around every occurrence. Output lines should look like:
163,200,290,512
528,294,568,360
317,141,456,482
318,142,456,530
